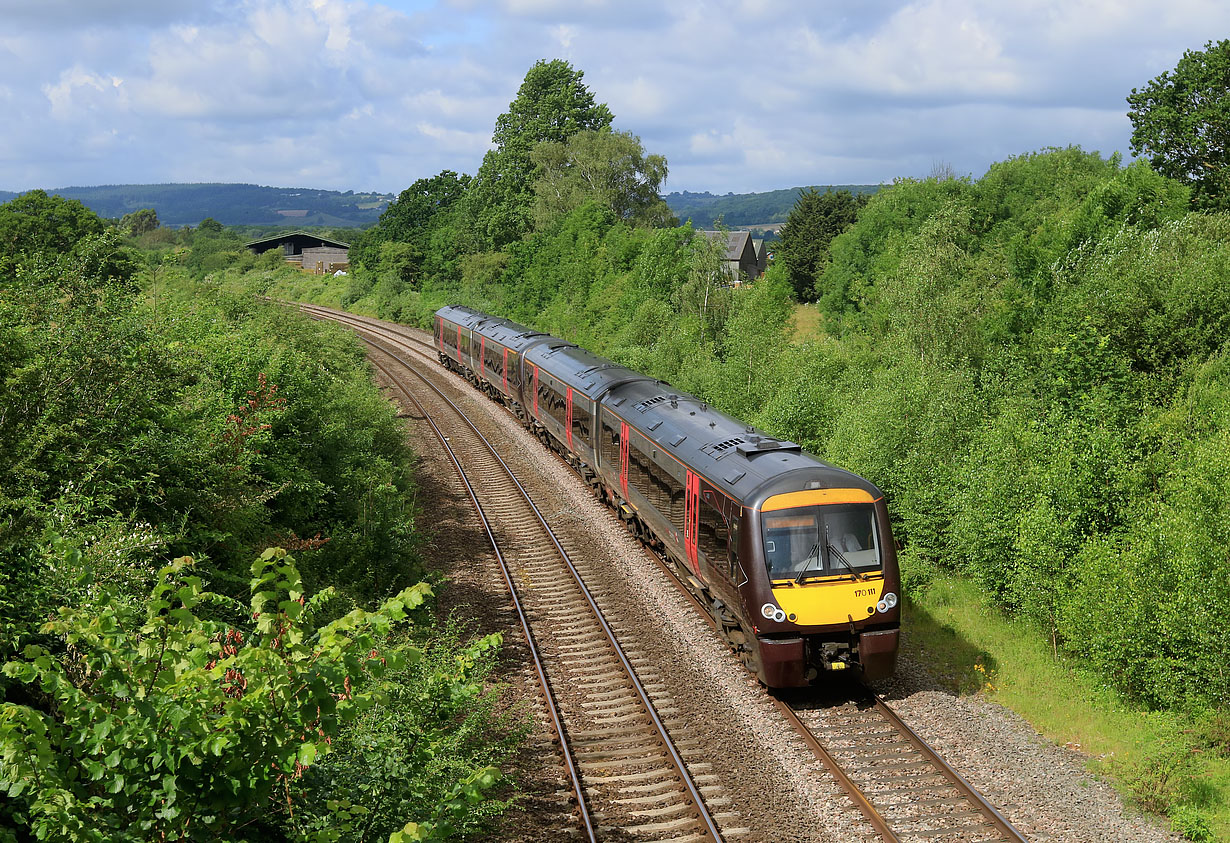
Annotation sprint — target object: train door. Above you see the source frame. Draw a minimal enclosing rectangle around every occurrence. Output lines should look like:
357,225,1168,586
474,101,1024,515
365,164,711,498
565,387,574,450
533,366,540,418
620,421,629,498
436,317,443,351
684,471,700,575
502,348,509,394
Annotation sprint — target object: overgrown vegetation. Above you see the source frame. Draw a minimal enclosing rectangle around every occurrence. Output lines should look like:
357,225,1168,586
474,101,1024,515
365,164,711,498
0,191,520,840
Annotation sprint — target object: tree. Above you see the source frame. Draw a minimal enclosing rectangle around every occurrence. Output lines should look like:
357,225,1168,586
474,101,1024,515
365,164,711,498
351,170,470,271
776,189,866,301
197,217,224,234
1127,39,1230,210
530,129,673,230
119,208,160,236
467,59,614,248
0,190,105,271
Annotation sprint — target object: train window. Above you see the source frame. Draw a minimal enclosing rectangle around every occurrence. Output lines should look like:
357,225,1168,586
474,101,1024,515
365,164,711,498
600,416,619,469
547,383,566,425
698,493,729,564
762,504,881,582
628,441,651,501
572,400,591,446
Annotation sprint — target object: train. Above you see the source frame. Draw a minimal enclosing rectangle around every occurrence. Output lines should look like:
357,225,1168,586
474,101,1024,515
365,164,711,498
434,304,900,687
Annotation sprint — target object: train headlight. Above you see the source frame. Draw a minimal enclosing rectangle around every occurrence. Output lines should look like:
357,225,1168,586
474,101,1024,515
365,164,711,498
761,603,787,623
876,592,899,614
876,600,888,613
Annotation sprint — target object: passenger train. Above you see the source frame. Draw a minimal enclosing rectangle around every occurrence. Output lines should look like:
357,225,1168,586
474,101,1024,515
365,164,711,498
435,305,899,687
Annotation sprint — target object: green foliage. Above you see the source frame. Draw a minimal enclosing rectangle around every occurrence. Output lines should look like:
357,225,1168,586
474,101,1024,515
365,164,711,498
467,59,613,248
775,188,865,301
351,171,470,275
530,128,672,229
119,208,160,236
0,550,429,841
297,621,520,841
0,190,107,275
1128,38,1230,210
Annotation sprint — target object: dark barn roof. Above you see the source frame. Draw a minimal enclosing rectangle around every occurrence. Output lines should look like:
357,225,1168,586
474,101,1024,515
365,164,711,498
245,231,350,253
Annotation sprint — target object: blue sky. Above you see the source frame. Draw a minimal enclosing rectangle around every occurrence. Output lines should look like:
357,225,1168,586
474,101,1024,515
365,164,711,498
0,0,1226,195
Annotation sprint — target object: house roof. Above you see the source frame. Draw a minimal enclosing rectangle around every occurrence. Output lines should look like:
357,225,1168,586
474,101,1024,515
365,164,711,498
244,231,350,250
698,230,753,261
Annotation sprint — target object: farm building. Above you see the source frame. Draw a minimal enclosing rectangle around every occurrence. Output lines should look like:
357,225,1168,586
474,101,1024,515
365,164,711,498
245,231,350,274
698,230,762,283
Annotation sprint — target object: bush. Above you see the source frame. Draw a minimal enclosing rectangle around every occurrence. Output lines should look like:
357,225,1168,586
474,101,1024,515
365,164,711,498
0,550,433,842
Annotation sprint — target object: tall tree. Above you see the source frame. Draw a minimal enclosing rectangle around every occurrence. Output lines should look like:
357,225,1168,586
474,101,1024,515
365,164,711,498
467,59,613,248
1127,39,1230,210
776,188,866,301
531,129,673,229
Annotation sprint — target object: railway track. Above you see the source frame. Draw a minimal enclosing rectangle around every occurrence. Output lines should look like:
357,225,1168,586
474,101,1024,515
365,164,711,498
298,303,1028,843
303,306,730,841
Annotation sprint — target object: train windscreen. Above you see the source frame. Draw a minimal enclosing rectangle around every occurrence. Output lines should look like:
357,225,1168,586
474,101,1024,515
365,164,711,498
762,504,880,581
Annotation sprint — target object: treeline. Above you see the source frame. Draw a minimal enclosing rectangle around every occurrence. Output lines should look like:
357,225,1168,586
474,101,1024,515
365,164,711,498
0,192,518,840
0,183,392,228
663,184,880,228
286,48,1230,719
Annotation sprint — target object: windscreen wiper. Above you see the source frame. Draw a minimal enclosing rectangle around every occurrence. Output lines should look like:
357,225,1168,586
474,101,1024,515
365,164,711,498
827,539,865,581
794,541,821,584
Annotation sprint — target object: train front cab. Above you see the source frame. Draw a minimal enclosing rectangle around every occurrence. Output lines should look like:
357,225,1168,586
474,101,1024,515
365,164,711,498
742,485,900,687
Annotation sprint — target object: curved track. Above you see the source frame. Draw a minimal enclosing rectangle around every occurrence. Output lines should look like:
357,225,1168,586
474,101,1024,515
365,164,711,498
303,305,726,842
299,303,1028,843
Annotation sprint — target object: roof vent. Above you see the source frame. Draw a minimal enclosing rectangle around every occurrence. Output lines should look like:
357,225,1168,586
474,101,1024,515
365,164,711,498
735,438,801,456
701,438,746,459
635,396,668,412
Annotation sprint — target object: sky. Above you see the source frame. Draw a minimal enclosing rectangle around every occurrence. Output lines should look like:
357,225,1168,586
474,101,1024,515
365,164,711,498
0,0,1226,196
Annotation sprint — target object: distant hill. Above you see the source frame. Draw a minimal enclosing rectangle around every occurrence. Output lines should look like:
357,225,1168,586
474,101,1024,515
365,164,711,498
664,184,881,229
0,183,394,228
0,181,883,232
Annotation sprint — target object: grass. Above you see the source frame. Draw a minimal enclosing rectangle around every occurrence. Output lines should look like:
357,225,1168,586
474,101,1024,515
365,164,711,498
904,574,1227,842
788,303,823,341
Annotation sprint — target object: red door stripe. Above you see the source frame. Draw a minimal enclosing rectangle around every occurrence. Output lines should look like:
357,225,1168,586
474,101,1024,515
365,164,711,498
565,387,574,450
620,422,629,498
685,471,700,574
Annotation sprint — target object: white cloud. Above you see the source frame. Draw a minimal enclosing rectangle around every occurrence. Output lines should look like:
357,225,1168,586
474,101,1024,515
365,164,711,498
5,0,1230,194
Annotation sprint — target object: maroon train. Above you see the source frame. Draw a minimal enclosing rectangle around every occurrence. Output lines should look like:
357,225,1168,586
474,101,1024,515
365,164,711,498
435,305,899,687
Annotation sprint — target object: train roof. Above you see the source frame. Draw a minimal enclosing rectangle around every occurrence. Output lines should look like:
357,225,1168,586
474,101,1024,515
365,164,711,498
436,304,487,328
604,377,881,507
472,314,553,353
523,340,653,399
